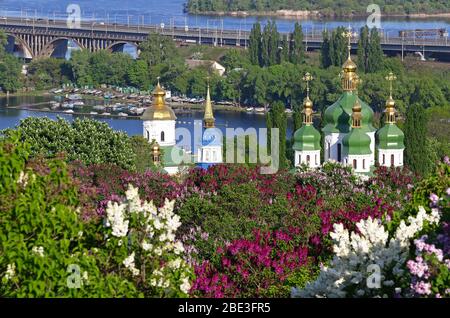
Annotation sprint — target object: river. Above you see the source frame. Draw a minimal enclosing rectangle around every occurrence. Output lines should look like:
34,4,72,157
0,0,449,33
0,95,290,148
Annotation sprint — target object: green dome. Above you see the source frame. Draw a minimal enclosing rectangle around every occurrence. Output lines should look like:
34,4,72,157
293,125,321,151
342,128,372,155
323,92,376,134
376,123,405,150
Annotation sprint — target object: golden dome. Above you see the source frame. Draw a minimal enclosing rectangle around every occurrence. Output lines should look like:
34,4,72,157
343,57,357,72
303,96,313,108
152,143,160,153
386,96,396,107
141,81,176,121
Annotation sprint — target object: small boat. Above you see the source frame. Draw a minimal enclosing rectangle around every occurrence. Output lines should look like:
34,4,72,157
67,94,82,101
118,112,128,117
101,112,111,116
89,111,98,115
284,108,293,114
61,102,74,109
93,105,106,111
64,109,74,113
73,101,85,106
246,107,254,113
254,107,265,113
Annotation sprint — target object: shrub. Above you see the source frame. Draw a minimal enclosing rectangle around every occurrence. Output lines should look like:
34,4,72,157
0,134,138,297
191,229,316,298
2,117,136,170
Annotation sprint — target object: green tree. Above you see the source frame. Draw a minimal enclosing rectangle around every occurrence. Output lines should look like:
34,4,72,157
404,103,432,176
249,22,262,66
267,101,288,169
320,30,332,68
357,26,369,73
367,28,384,73
293,104,302,133
3,117,136,170
127,60,150,90
290,22,304,65
0,54,23,93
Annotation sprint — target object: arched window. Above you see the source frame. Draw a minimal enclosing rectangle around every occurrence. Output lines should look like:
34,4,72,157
147,131,150,141
315,155,318,165
382,154,385,165
327,142,331,159
299,155,301,164
337,143,342,162
353,159,357,169
363,159,366,169
391,154,395,166
306,155,310,163
160,131,165,142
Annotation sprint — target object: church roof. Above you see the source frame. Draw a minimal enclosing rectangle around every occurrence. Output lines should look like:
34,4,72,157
292,125,321,151
376,123,405,150
141,82,176,121
322,92,376,134
342,128,372,155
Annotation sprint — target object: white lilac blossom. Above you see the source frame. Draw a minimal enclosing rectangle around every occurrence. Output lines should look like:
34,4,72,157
123,252,140,276
180,276,191,294
105,184,192,295
32,246,45,257
4,263,16,281
292,206,440,298
106,201,129,237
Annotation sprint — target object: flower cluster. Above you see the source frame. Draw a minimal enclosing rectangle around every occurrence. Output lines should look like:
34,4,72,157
104,184,192,297
292,206,440,298
192,229,312,298
407,225,450,298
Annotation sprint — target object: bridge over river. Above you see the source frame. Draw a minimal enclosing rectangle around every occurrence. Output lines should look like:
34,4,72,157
1,16,449,61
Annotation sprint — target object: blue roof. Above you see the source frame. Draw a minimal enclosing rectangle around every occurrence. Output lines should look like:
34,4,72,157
201,129,223,147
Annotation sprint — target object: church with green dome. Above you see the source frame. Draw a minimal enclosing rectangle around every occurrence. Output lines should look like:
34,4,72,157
293,28,405,176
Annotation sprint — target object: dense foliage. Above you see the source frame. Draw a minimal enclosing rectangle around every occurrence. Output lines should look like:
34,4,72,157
185,0,450,16
1,117,136,170
1,124,449,297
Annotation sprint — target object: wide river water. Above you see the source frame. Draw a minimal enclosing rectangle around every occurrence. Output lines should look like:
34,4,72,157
0,95,291,149
0,0,449,33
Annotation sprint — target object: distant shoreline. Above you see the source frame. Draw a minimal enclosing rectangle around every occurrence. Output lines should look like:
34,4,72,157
187,9,450,19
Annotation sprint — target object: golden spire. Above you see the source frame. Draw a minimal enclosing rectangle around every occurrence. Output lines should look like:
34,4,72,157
302,72,314,125
384,72,397,124
203,78,215,128
341,26,359,92
153,77,166,108
152,142,161,165
351,99,362,128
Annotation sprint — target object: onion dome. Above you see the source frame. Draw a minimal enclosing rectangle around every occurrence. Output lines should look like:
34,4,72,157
203,83,215,128
342,99,371,155
141,80,176,121
376,72,405,150
322,92,375,134
376,124,405,150
293,125,321,151
293,73,321,151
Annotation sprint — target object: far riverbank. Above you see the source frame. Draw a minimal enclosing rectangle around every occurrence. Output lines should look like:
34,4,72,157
186,9,450,20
